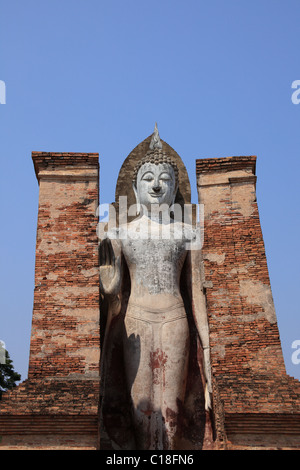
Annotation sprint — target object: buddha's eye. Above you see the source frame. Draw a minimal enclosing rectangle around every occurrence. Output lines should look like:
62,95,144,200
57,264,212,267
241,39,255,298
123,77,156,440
160,173,171,181
141,172,154,181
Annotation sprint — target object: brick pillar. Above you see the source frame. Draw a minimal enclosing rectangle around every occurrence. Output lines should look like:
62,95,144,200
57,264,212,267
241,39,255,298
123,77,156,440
196,156,300,446
197,156,286,382
0,153,100,449
28,152,100,379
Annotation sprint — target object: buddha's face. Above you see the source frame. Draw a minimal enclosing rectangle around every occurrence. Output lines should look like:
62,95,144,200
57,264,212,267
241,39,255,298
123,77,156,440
134,162,178,212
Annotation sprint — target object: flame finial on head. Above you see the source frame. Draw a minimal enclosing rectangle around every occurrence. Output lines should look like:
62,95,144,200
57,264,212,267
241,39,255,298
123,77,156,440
132,123,179,186
149,122,163,150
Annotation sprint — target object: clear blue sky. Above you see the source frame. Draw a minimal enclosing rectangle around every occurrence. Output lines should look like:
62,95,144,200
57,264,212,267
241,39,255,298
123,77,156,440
0,0,299,382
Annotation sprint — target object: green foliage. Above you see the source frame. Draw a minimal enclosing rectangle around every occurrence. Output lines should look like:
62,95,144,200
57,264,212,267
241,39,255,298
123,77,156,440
0,350,21,399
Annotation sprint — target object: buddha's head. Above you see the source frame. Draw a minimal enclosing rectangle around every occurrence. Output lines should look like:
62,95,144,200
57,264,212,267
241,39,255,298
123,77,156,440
132,141,179,214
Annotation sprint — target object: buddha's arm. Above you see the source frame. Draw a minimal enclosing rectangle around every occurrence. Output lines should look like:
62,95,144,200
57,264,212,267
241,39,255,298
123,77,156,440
99,237,123,371
99,237,123,329
188,248,212,411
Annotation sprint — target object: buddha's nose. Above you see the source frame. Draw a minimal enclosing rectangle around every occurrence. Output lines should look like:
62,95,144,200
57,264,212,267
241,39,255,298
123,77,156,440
152,185,161,193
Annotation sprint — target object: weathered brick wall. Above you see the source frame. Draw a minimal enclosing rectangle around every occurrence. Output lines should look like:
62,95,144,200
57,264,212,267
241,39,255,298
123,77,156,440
0,153,101,450
0,377,100,448
197,157,285,381
1,378,100,415
29,152,100,378
196,156,300,448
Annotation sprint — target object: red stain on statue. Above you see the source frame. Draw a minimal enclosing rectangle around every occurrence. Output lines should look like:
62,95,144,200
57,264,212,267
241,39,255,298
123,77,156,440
149,349,168,385
149,349,168,370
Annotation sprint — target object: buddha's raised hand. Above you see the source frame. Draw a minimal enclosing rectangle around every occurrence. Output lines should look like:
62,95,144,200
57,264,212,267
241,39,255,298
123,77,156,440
99,238,121,296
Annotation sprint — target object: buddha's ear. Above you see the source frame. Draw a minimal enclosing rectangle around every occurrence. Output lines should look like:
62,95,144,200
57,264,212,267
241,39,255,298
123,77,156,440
132,181,138,203
132,182,140,215
172,181,179,206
